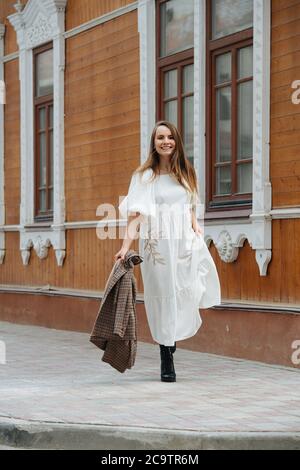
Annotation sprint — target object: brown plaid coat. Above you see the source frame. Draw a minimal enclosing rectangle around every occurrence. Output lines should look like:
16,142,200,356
90,250,143,373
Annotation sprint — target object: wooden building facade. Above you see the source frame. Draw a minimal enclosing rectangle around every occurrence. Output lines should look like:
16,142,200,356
0,0,300,367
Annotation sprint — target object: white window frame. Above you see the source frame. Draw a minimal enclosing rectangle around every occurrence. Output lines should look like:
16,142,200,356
0,23,5,264
138,0,272,276
8,0,67,266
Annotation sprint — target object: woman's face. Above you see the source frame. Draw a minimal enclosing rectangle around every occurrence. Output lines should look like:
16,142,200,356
154,125,176,159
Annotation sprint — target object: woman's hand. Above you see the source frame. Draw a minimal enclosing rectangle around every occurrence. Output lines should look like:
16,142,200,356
114,246,129,262
192,222,203,237
191,208,203,237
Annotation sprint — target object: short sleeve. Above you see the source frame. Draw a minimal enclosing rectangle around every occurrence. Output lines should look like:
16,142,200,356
118,171,155,220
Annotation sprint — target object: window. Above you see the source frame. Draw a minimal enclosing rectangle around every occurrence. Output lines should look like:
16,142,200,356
156,0,194,164
207,0,254,211
33,42,54,221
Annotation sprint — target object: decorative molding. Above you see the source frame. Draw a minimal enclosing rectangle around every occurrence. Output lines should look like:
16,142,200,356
138,0,156,163
0,23,5,265
214,230,240,263
65,2,138,39
205,219,270,276
8,0,67,266
33,235,51,259
3,2,139,61
26,12,54,48
14,1,25,14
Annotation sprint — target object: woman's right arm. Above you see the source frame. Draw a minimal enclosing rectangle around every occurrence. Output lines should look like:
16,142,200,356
114,213,141,262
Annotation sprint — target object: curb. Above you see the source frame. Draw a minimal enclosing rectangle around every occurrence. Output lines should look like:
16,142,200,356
1,418,300,450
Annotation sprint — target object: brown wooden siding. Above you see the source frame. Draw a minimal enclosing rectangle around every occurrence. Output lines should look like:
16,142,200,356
0,230,142,292
1,0,300,310
4,59,20,225
270,0,300,208
66,0,136,31
211,218,300,304
1,219,300,306
65,10,140,222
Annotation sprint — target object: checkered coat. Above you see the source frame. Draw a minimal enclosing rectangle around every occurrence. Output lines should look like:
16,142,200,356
90,250,143,373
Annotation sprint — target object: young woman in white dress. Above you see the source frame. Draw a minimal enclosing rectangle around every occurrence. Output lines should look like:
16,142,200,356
115,121,221,382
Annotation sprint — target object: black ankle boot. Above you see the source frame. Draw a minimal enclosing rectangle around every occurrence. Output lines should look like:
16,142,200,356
159,345,176,382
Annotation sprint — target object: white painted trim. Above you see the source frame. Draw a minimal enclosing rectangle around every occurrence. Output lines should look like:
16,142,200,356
65,219,128,229
270,208,300,219
138,0,156,163
0,225,21,232
3,51,19,63
1,204,300,233
0,219,128,232
249,0,272,272
65,1,138,39
0,23,5,264
8,0,67,267
194,0,206,221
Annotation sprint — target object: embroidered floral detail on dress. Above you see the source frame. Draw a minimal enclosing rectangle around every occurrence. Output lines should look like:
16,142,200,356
143,229,166,266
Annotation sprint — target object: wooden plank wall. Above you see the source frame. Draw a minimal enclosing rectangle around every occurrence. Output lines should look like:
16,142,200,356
270,0,300,207
211,218,300,304
66,0,136,31
3,59,20,225
0,230,142,292
65,9,140,222
0,5,142,292
1,0,300,305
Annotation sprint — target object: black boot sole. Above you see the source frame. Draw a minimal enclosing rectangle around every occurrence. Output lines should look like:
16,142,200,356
161,375,176,382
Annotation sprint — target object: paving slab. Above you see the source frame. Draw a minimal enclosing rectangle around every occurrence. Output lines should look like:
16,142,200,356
0,321,300,450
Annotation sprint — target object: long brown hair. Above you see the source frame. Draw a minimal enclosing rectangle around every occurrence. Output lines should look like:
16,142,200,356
135,120,198,195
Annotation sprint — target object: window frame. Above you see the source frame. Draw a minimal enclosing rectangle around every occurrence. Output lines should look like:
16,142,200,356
156,0,194,150
206,0,254,213
33,41,54,222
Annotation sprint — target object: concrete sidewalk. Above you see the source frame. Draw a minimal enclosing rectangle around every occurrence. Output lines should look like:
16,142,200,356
0,321,300,450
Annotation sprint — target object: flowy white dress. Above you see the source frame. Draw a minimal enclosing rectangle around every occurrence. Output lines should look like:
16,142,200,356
118,168,221,346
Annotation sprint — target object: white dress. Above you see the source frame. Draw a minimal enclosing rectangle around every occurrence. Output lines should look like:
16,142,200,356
118,168,221,346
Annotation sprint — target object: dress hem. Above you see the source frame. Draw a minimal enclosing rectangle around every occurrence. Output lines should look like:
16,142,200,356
150,320,202,347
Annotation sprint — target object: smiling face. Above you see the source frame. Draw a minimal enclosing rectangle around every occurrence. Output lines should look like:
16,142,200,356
154,125,176,159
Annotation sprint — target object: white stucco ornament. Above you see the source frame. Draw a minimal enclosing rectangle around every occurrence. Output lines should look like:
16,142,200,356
215,230,239,263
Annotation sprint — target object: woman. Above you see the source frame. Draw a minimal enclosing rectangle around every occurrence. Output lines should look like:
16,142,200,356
115,121,221,382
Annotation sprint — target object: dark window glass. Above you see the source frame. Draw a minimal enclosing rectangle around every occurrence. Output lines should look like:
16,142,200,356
211,0,253,40
34,43,54,220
